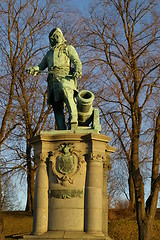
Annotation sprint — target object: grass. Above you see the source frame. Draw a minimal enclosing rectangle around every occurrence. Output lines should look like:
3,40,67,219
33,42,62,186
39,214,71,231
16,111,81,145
2,211,160,239
3,211,33,239
108,219,160,240
108,219,138,240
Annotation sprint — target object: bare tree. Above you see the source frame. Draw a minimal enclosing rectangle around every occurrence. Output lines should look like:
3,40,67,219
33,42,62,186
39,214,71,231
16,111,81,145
0,0,66,234
1,172,23,211
0,174,4,240
0,0,87,214
14,73,53,212
82,0,160,239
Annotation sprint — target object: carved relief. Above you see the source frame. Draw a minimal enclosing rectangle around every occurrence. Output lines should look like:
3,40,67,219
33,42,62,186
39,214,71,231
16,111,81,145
33,153,47,165
48,189,83,199
89,152,105,162
49,143,85,186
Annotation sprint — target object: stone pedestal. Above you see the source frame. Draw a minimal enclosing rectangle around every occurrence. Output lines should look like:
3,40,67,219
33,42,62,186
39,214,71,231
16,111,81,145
23,130,115,240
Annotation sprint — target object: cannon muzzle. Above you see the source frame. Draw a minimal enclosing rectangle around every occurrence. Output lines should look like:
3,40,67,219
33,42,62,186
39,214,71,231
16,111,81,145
77,90,95,126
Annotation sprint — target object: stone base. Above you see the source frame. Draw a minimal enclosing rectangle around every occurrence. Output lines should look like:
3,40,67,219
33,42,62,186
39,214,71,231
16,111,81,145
27,131,115,240
23,231,113,240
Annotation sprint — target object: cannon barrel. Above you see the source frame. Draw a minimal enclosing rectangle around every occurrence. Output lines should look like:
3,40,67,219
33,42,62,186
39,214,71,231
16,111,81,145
77,90,95,126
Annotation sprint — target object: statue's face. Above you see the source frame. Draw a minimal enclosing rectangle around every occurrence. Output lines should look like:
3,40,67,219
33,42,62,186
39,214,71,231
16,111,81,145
50,30,63,46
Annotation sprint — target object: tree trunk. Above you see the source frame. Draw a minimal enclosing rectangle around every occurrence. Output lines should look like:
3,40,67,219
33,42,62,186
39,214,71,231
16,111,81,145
131,109,160,240
133,167,146,240
131,103,146,240
138,218,153,240
128,172,135,209
0,173,4,240
25,141,35,212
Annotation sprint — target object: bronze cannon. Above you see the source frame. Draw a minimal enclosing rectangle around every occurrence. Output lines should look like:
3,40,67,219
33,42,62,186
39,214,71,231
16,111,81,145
77,90,101,132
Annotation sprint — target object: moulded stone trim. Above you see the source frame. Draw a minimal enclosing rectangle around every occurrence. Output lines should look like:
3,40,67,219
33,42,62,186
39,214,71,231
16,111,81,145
88,152,105,162
33,153,48,165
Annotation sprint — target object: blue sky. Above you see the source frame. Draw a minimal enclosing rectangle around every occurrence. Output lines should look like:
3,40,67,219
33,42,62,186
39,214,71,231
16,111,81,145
69,0,90,11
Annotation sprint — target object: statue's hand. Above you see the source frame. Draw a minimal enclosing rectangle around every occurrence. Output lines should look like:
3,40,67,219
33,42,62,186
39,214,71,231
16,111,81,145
73,71,82,79
26,66,39,76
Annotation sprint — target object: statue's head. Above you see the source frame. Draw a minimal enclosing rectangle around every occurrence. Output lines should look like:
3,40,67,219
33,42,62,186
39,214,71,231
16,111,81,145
49,28,66,47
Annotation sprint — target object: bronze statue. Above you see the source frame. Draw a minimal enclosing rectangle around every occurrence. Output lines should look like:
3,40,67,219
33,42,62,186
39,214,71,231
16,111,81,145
27,28,82,130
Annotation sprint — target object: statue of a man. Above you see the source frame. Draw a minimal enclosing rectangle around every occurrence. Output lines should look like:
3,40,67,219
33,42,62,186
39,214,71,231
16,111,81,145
27,28,82,130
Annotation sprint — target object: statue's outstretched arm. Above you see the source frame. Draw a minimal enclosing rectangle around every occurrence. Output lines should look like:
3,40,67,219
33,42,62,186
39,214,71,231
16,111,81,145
26,52,48,76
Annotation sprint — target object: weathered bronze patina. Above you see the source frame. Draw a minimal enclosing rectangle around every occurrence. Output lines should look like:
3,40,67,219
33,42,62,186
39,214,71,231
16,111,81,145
27,28,82,130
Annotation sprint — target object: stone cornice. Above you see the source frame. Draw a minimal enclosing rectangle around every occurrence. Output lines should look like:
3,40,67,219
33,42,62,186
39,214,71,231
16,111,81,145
30,131,112,144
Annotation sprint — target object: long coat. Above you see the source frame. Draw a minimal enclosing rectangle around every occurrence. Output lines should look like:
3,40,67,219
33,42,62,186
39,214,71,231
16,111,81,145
38,43,82,104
